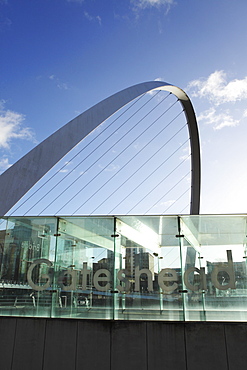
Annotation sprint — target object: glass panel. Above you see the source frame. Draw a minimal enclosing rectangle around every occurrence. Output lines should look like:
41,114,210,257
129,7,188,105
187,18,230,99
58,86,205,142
178,217,205,321
115,216,183,320
182,215,247,321
0,214,247,322
52,217,115,320
0,217,57,317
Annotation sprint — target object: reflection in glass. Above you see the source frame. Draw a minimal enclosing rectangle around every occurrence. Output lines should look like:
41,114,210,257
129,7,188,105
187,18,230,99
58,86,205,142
0,217,57,317
0,215,246,322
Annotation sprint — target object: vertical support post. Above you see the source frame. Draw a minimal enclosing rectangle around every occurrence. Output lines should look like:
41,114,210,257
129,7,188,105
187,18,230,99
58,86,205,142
51,216,60,319
177,216,187,321
112,217,118,320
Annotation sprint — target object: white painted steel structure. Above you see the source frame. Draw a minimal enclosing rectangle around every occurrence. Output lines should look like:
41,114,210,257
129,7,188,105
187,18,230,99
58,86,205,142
0,81,201,215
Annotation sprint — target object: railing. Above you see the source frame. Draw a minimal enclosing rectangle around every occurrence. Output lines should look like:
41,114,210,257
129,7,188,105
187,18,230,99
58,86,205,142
0,214,246,321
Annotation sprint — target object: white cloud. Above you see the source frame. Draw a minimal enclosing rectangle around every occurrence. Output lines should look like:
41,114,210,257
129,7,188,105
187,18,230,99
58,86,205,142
0,157,11,171
147,77,165,96
84,11,93,21
133,142,141,150
132,0,174,9
187,70,247,105
0,102,35,149
198,108,239,130
0,100,5,110
57,82,68,90
154,77,164,82
98,163,120,172
160,199,175,208
179,145,190,161
96,15,102,26
48,74,69,90
59,161,72,173
243,109,247,118
84,11,102,25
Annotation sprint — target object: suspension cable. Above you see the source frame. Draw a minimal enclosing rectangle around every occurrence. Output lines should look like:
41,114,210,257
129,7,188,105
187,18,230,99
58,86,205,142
22,91,163,215
89,112,185,214
179,203,190,214
48,93,173,215
162,186,190,214
143,169,190,214
109,139,189,214
9,92,149,216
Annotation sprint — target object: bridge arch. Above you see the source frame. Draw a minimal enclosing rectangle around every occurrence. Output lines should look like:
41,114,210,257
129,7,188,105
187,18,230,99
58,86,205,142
0,81,200,215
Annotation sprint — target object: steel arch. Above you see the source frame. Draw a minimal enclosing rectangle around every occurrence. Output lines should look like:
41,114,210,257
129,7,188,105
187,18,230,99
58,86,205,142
0,81,201,215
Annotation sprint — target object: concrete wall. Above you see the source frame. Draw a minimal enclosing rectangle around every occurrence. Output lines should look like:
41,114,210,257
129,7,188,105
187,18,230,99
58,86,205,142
0,317,247,370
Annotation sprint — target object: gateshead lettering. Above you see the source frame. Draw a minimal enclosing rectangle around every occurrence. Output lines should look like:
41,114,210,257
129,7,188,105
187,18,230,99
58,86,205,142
27,250,236,293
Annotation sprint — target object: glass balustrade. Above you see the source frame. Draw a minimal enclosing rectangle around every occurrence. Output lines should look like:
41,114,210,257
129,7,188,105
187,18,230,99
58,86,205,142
0,215,246,322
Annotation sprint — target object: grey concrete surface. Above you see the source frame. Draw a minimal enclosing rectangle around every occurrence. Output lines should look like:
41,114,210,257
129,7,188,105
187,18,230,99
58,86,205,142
225,323,247,370
185,323,228,370
0,317,245,370
0,317,16,369
111,321,147,370
147,321,187,370
12,318,46,370
43,319,78,370
77,320,110,370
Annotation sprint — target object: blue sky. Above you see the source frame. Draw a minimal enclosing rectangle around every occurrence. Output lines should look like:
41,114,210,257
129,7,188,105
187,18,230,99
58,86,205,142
1,0,247,215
